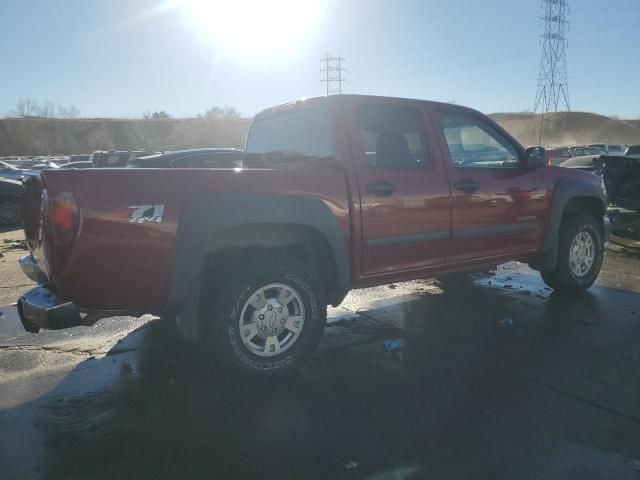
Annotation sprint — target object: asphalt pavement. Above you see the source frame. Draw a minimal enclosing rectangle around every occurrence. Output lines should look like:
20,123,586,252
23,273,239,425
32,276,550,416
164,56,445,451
1,252,640,479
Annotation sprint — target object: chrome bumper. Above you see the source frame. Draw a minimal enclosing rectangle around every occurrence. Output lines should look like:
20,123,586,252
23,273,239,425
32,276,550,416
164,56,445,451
19,254,47,283
17,285,82,333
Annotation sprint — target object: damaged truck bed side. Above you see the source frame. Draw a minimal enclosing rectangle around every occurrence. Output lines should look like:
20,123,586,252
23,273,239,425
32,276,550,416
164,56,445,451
16,95,611,375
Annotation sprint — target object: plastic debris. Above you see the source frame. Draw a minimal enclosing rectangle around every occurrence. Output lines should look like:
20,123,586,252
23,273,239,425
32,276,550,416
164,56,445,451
344,461,359,470
627,458,640,471
499,318,514,328
384,338,404,351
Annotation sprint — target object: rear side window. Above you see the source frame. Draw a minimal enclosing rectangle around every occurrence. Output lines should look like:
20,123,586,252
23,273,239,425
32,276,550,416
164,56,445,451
245,108,333,166
355,105,428,168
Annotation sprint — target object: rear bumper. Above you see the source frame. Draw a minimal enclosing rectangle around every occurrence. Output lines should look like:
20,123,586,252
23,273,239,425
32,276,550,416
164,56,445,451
17,285,82,333
18,254,83,332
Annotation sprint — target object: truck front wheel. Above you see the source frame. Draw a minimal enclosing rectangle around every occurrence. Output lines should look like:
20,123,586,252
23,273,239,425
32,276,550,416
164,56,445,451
540,213,604,291
207,255,326,375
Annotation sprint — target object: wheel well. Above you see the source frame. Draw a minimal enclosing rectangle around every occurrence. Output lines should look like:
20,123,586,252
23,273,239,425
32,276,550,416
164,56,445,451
200,223,338,304
562,196,605,233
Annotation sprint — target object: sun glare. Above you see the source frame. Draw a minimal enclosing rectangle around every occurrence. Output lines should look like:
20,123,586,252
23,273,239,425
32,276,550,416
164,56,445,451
177,0,323,58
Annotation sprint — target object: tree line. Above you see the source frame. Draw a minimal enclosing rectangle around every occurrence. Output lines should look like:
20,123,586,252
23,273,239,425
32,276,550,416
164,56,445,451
10,98,80,119
6,99,243,120
143,105,242,120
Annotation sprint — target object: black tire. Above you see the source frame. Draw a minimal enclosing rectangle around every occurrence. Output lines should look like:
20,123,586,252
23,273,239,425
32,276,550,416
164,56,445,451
0,196,21,226
540,213,604,292
206,255,326,375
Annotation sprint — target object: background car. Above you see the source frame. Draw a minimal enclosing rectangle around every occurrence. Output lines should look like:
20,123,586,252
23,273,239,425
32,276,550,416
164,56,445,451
624,145,640,159
59,161,94,169
127,148,244,168
0,160,39,181
559,155,604,175
90,150,157,168
546,146,572,166
0,177,23,226
588,143,627,156
571,146,607,157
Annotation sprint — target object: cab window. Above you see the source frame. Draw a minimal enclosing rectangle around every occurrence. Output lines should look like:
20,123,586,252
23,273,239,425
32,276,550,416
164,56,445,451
356,105,428,168
438,112,519,169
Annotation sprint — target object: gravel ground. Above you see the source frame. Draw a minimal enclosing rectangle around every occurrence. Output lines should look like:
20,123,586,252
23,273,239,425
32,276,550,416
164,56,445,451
0,227,35,306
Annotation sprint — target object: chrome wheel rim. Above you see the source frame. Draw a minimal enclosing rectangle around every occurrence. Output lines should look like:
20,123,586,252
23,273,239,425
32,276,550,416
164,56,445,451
569,230,595,277
0,201,20,224
238,283,305,357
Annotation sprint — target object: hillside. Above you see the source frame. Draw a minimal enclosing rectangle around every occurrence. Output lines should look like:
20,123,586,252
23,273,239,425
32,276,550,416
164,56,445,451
1,111,639,156
0,117,251,156
490,111,640,147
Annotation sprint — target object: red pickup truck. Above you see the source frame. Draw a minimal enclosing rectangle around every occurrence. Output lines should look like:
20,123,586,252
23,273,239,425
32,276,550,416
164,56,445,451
17,95,610,374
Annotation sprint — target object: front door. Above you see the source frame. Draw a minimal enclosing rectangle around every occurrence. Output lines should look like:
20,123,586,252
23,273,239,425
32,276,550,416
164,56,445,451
432,108,548,264
345,97,452,275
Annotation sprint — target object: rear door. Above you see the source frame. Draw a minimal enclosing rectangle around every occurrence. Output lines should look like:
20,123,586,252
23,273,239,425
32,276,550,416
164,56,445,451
432,107,548,263
345,97,451,275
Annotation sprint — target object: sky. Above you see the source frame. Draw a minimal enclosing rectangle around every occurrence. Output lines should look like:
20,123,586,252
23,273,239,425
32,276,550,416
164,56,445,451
0,0,638,118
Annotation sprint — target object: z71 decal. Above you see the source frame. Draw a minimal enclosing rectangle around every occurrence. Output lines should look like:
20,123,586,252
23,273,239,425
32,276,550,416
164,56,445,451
129,204,165,224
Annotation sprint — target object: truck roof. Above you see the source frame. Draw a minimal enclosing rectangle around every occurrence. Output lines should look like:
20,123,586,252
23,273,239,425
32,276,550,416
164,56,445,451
254,94,480,121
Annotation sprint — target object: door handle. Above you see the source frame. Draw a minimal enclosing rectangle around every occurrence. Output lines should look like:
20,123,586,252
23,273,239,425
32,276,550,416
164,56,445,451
453,178,479,193
366,181,397,197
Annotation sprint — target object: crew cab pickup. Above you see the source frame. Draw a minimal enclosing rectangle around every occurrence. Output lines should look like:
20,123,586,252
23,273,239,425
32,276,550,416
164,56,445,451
17,95,611,374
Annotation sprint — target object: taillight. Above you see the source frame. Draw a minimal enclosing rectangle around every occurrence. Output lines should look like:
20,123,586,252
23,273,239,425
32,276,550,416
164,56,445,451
50,192,79,244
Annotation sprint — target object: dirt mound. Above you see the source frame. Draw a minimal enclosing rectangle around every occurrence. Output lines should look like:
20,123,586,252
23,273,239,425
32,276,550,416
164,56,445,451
0,117,252,155
490,112,640,147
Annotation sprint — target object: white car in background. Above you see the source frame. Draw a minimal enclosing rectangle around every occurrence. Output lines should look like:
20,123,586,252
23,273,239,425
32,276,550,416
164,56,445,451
588,143,627,156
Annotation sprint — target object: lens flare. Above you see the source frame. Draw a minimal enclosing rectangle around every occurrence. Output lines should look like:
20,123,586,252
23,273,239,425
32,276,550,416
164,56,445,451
177,0,324,58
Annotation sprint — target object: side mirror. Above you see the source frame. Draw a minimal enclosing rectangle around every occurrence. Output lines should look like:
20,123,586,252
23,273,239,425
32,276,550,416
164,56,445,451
524,146,547,169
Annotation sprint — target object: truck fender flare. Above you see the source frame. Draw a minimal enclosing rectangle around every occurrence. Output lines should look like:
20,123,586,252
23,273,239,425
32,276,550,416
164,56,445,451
167,192,350,342
530,176,606,272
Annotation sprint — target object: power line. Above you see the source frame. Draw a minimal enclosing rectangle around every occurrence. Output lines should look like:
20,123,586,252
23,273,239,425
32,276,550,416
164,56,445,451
534,0,571,113
320,52,347,95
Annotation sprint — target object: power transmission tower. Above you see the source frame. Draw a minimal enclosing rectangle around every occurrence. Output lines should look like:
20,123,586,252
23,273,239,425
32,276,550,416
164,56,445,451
320,53,347,95
534,0,571,113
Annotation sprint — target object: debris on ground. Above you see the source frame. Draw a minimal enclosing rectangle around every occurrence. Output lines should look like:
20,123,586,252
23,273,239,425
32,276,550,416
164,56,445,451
0,240,28,251
499,318,514,328
627,457,640,472
344,461,359,470
383,338,404,351
387,284,397,289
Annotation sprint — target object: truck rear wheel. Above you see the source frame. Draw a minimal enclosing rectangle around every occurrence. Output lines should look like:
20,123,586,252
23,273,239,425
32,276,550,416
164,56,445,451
207,255,326,375
540,214,603,292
